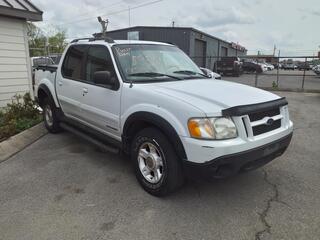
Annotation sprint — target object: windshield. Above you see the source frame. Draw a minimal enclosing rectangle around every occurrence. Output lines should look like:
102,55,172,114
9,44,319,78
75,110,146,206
112,44,206,82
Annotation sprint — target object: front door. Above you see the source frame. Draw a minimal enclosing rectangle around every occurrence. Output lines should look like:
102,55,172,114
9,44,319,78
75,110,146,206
78,45,122,140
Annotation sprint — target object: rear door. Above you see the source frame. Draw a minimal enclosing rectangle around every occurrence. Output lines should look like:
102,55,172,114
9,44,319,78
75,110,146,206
78,45,122,139
56,45,87,120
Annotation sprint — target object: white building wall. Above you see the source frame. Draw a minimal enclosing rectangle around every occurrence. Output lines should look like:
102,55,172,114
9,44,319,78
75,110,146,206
0,16,32,107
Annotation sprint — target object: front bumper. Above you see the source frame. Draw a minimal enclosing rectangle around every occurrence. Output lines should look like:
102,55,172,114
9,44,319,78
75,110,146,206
183,132,292,179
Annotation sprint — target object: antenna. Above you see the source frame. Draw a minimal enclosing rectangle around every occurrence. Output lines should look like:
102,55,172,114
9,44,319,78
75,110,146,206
97,16,109,37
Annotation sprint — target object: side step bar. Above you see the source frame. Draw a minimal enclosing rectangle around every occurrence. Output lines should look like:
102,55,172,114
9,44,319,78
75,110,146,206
60,122,119,154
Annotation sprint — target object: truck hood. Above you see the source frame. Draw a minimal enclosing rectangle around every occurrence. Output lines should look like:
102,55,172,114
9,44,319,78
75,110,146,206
147,79,280,116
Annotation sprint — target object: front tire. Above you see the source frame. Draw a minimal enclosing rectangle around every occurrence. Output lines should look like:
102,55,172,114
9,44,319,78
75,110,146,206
131,128,184,196
43,98,62,133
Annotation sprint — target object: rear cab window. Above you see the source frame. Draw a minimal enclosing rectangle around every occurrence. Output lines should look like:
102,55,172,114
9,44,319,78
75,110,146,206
33,58,54,67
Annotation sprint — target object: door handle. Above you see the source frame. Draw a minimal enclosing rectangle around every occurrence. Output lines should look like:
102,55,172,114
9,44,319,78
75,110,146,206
58,81,62,86
83,88,88,96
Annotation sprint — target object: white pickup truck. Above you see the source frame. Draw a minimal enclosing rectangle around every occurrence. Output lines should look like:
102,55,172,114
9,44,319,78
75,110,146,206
34,37,293,196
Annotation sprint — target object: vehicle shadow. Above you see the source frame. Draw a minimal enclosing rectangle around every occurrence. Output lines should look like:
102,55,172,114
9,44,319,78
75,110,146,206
60,131,270,205
176,170,266,199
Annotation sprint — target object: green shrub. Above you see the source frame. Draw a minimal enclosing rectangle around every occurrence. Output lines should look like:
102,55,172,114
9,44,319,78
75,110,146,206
272,81,278,89
0,93,42,141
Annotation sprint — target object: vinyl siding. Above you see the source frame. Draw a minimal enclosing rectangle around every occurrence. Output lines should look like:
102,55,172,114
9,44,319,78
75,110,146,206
0,16,31,107
0,42,26,51
0,64,28,72
0,57,26,64
0,71,28,78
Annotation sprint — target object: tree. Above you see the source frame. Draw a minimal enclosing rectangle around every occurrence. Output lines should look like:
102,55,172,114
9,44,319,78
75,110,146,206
48,31,68,54
27,22,46,57
27,23,68,57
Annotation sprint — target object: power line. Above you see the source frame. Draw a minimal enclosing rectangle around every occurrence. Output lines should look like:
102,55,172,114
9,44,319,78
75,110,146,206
42,0,126,24
54,0,163,27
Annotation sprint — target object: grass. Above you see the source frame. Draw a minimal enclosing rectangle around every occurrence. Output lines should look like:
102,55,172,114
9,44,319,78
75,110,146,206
0,93,42,142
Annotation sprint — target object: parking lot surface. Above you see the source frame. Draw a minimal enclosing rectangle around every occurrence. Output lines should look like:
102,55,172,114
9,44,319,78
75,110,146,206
0,91,320,240
223,70,320,91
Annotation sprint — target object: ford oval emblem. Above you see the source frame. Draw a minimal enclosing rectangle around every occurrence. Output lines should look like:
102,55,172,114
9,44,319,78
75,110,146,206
266,118,274,126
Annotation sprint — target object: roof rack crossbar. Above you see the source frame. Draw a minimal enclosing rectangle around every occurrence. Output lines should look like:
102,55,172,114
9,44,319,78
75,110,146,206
71,36,115,43
71,38,94,43
94,36,115,43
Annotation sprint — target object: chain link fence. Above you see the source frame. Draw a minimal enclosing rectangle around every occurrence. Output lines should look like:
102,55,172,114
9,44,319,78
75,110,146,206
190,55,320,92
29,47,62,64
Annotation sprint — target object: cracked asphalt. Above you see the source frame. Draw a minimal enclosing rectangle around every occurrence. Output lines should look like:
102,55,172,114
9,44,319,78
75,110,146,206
0,91,320,240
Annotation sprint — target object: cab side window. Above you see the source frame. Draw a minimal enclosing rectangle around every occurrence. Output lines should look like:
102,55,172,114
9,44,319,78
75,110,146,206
61,45,86,80
86,46,117,84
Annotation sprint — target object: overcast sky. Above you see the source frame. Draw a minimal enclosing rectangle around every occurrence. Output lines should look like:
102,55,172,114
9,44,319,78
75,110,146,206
33,0,319,56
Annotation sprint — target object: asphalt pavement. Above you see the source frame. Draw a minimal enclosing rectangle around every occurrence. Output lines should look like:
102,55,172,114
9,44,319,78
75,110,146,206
0,91,319,240
223,69,320,91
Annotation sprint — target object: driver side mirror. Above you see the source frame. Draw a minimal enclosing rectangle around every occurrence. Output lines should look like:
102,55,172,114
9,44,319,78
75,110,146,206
93,71,114,87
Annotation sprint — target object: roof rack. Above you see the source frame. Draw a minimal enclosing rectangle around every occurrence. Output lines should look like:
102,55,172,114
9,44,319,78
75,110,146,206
93,36,115,43
70,37,93,43
71,36,115,43
165,42,176,46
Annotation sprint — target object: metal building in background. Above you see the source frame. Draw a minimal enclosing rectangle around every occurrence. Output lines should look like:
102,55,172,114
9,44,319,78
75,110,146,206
94,26,247,69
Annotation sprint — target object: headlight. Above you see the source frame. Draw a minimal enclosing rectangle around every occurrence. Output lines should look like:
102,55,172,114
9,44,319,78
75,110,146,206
188,117,237,140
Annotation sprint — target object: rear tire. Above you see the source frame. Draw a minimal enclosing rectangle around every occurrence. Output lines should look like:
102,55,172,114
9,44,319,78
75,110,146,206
131,127,184,196
43,98,62,133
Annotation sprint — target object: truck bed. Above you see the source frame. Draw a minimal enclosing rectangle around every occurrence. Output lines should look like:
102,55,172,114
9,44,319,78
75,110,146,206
34,64,58,99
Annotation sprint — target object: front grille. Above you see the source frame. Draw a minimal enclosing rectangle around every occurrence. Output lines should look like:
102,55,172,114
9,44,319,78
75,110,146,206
248,108,280,121
242,107,282,136
252,119,281,136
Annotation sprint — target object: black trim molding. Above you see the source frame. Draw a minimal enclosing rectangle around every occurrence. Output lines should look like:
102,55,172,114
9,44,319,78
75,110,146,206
222,97,288,117
122,111,187,160
183,132,293,178
36,65,58,73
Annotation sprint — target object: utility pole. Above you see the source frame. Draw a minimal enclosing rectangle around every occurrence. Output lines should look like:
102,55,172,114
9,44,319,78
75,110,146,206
276,49,280,86
236,41,238,57
128,6,131,27
97,16,108,38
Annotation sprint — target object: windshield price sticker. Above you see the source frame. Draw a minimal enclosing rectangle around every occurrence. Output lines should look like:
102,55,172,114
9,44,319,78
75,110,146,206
116,47,131,56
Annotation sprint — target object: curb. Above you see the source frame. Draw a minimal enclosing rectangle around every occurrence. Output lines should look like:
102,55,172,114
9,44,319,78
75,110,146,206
0,122,47,163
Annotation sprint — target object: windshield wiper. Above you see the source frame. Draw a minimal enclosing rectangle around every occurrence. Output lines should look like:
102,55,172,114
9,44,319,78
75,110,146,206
173,70,208,78
128,72,182,80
